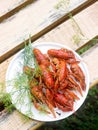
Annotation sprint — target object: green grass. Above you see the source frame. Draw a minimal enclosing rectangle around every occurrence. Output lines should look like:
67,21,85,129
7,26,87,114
77,38,98,55
37,85,98,130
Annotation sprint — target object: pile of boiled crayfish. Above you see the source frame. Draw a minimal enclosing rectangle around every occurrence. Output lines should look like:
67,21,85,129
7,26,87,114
23,47,86,118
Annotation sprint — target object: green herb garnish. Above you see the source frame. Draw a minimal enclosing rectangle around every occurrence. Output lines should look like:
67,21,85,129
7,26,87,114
0,38,34,116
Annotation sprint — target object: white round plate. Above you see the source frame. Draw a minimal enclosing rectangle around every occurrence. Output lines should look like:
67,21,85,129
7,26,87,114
6,42,89,122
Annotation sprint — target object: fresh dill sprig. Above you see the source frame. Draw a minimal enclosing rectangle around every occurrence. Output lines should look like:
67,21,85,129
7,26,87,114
54,0,70,10
23,37,42,80
12,73,33,114
8,38,41,116
68,13,84,37
68,13,85,45
72,34,82,45
1,38,42,117
23,38,34,67
0,38,34,115
54,1,85,45
13,72,29,90
10,39,35,113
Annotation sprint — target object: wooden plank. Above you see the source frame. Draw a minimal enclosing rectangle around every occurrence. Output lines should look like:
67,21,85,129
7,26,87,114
0,110,43,130
81,44,98,88
0,0,96,63
0,0,35,22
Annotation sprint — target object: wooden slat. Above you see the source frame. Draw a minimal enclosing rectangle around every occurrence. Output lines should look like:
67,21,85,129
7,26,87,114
0,110,43,130
0,0,35,23
0,0,96,63
81,44,98,88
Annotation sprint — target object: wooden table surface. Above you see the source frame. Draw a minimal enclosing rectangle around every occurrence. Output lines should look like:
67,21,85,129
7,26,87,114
0,0,98,130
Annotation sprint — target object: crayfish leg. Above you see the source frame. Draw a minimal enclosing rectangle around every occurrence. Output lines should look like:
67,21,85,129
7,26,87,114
45,100,56,118
65,89,80,100
55,102,73,112
33,100,50,114
67,76,83,96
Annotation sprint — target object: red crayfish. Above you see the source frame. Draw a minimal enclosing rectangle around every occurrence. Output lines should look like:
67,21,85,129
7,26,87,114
23,47,86,118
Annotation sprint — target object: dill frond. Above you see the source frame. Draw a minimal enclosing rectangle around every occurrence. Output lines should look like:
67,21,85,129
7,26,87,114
72,34,81,45
2,38,42,117
23,39,34,67
54,0,70,10
68,13,84,37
